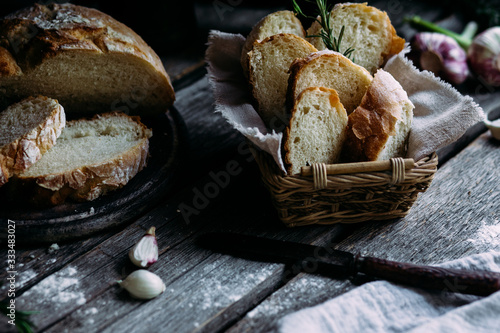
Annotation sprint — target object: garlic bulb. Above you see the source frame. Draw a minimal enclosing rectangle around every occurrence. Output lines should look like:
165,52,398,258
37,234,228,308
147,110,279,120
117,269,166,300
129,227,158,268
468,27,500,86
409,32,469,84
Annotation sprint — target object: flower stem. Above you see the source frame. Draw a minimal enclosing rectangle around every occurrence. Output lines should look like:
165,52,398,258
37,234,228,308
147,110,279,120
405,15,476,50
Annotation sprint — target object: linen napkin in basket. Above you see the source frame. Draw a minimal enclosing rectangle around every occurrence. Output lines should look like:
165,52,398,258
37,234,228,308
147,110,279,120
205,31,485,173
277,252,500,333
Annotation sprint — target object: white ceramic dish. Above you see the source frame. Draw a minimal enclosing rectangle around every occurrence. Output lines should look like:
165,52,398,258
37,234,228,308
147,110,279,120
484,118,500,140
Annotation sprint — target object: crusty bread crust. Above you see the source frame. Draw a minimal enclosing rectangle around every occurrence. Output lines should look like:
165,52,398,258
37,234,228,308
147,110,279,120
0,3,175,114
241,10,305,78
0,96,65,186
286,50,373,114
0,46,21,76
306,2,405,74
16,112,152,205
341,69,413,162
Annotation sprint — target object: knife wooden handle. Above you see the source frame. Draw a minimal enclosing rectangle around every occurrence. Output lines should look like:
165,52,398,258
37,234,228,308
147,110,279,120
355,256,500,296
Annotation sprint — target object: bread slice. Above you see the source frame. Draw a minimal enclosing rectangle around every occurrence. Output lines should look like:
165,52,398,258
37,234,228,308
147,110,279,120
284,87,348,175
248,33,317,129
287,50,373,115
16,112,152,205
0,3,175,115
306,2,405,74
0,96,65,186
241,10,305,77
341,69,414,162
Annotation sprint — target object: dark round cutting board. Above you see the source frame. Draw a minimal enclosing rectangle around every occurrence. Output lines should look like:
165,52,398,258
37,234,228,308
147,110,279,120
0,107,185,243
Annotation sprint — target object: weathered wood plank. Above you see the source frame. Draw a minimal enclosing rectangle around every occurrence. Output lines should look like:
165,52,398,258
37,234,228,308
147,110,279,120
3,149,345,332
437,91,500,166
0,232,114,300
227,132,500,332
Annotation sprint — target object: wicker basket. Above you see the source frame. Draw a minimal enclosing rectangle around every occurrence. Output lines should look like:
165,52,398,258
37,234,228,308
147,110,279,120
252,148,438,227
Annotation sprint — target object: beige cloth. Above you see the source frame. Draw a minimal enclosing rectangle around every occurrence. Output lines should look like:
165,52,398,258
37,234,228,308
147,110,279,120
277,252,500,333
206,30,485,173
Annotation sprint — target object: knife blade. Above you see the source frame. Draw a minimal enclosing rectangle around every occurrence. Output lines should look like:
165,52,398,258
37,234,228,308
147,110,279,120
197,232,500,296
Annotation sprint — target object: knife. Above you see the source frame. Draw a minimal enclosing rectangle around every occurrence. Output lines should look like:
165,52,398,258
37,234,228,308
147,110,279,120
197,232,500,296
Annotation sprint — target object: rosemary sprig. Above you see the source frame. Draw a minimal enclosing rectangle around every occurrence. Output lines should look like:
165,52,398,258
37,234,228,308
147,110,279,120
1,300,37,333
292,0,355,60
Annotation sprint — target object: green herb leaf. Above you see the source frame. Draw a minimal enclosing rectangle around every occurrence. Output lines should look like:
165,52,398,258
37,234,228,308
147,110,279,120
1,301,38,333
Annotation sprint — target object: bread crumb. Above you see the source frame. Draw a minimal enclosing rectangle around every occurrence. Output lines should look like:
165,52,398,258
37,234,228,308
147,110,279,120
48,243,60,254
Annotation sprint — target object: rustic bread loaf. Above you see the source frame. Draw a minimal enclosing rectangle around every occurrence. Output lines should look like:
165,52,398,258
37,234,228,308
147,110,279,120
0,96,65,186
287,50,373,115
0,3,175,115
306,2,405,74
248,33,317,129
341,69,414,162
284,87,348,175
16,112,152,205
241,10,305,77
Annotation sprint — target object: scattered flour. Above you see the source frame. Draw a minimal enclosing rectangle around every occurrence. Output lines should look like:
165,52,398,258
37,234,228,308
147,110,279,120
17,269,38,289
86,307,98,315
83,307,98,325
0,269,38,292
195,262,276,311
467,219,500,248
19,266,86,309
246,275,331,320
48,243,60,254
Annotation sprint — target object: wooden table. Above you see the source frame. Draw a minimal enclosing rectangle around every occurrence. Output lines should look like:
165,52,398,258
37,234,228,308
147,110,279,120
1,1,500,332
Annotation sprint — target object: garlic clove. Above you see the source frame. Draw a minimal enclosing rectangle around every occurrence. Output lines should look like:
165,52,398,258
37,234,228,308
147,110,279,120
129,227,158,268
117,269,166,300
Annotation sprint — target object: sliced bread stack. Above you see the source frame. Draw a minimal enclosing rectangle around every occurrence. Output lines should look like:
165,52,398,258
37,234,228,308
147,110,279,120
0,3,166,204
17,112,152,205
0,96,65,186
241,3,411,175
241,10,305,78
248,34,317,129
0,96,152,205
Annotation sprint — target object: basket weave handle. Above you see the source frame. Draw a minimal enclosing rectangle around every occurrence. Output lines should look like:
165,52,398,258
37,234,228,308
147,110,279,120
304,158,415,189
